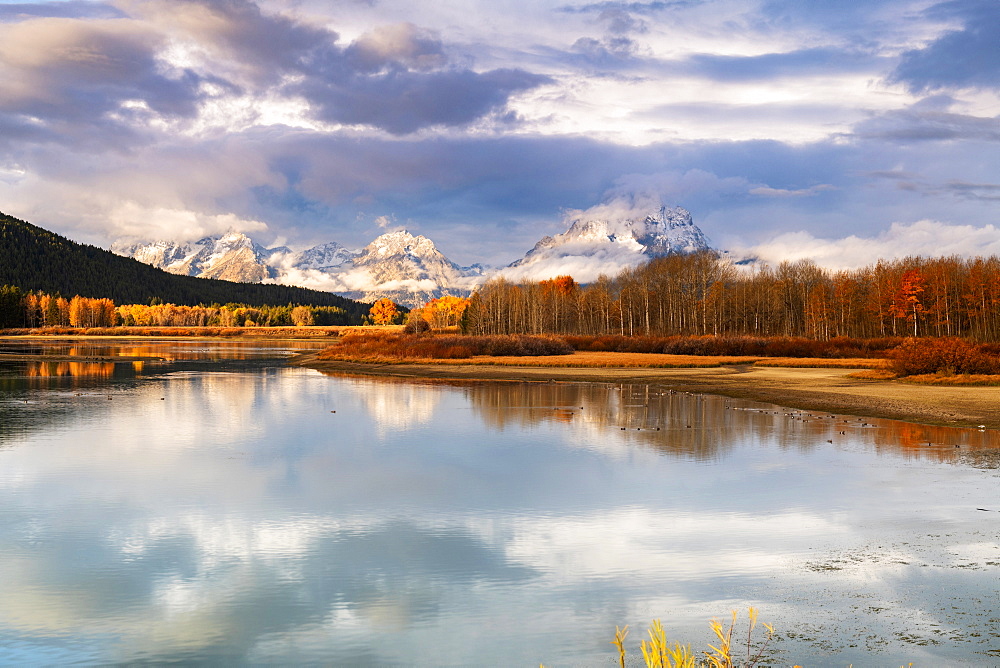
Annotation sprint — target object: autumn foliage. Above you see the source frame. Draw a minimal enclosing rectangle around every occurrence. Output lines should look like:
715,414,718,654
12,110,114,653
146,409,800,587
562,334,900,358
318,332,572,361
407,295,470,329
0,286,353,329
368,298,402,325
888,337,1000,376
463,253,1000,341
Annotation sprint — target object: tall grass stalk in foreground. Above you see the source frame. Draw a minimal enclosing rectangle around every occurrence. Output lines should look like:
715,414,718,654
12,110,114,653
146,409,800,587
705,607,773,668
557,609,771,668
544,609,914,667
640,618,698,667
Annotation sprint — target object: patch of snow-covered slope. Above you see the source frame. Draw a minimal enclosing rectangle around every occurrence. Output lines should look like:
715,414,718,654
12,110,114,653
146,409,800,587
503,206,711,282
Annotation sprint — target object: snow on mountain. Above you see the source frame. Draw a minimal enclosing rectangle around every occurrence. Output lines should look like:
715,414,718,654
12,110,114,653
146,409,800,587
112,232,279,283
503,205,711,283
338,231,486,306
291,241,355,271
113,229,485,308
111,204,711,307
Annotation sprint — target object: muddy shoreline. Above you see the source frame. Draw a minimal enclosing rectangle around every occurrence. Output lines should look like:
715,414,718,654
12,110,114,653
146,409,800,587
293,352,1000,429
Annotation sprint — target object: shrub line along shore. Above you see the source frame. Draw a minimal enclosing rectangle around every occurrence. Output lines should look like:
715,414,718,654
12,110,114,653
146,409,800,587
5,330,1000,429
292,351,1000,430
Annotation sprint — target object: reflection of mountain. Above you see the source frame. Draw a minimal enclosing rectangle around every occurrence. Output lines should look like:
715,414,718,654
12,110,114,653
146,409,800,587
346,376,442,432
7,346,1000,664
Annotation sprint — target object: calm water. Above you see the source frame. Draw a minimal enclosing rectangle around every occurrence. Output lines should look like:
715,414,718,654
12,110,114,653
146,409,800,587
1,339,999,666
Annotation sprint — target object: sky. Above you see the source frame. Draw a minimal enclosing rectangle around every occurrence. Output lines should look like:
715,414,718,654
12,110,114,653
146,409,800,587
0,0,998,269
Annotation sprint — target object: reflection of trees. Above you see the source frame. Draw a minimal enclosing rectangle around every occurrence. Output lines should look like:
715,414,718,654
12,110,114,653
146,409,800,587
1,339,327,362
0,339,331,447
27,360,118,378
461,381,1000,463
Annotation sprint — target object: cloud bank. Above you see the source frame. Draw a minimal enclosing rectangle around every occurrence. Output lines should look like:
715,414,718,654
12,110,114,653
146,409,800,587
738,220,1000,270
0,0,997,271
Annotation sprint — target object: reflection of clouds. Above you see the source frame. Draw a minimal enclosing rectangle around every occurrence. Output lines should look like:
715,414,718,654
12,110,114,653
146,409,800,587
0,508,538,663
122,514,335,568
5,344,1000,664
472,508,845,582
346,378,441,434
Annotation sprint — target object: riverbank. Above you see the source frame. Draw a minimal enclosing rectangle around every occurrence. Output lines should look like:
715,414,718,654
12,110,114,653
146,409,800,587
294,351,1000,429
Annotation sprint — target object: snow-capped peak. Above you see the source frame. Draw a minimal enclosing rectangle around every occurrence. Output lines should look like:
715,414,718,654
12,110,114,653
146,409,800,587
504,204,712,282
362,230,440,258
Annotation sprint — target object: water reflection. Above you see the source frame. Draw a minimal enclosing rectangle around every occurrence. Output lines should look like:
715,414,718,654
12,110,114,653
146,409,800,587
0,338,328,359
365,377,1000,463
1,343,999,665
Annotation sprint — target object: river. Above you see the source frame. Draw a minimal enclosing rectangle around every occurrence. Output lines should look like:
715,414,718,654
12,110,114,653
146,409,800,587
1,339,998,665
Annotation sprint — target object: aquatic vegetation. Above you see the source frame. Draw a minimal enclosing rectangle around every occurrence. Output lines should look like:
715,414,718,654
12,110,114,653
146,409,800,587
551,609,775,668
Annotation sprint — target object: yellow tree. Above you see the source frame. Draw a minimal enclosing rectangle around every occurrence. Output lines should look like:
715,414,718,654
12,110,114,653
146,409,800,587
417,295,471,328
291,305,314,326
369,298,400,325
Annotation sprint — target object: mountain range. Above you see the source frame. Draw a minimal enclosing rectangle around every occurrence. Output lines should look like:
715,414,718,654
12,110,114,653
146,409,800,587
0,211,369,320
112,206,711,307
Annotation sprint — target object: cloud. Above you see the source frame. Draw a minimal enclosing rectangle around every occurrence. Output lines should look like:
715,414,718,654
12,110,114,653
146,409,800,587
570,35,640,65
0,0,552,145
601,169,751,210
680,48,883,82
114,0,336,85
345,22,446,73
865,168,1000,202
853,106,1000,143
558,1,703,15
749,184,836,197
103,203,271,243
120,0,551,135
374,214,396,228
500,244,650,283
889,0,1000,92
0,2,126,21
294,66,551,135
596,8,649,34
0,16,206,125
738,220,1000,269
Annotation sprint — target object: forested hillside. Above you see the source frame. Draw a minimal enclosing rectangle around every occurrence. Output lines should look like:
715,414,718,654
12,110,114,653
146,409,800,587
0,211,369,319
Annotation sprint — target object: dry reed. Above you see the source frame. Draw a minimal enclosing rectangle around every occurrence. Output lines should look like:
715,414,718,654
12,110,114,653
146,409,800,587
753,357,888,369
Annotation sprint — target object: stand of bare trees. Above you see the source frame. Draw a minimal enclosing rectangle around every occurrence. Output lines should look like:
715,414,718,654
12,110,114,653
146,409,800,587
463,252,1000,341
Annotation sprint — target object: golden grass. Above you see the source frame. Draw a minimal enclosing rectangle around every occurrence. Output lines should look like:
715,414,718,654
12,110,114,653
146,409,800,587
753,357,888,369
456,352,763,368
901,373,1000,386
318,349,896,369
590,609,771,668
847,369,898,380
322,351,765,368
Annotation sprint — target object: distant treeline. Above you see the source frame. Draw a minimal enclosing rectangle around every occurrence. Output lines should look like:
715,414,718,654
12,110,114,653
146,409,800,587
0,287,352,329
462,252,1000,341
0,211,369,321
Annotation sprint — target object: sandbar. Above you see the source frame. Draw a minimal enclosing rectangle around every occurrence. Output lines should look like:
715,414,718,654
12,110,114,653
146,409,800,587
294,352,1000,429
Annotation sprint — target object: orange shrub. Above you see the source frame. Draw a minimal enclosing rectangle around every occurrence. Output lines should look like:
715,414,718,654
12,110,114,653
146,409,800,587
318,332,572,361
888,337,1000,376
560,335,900,358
